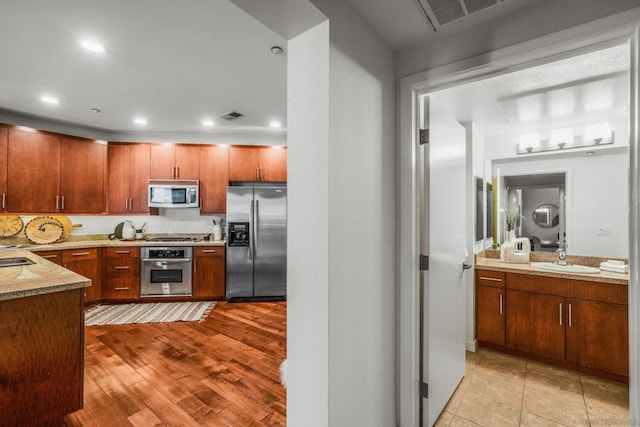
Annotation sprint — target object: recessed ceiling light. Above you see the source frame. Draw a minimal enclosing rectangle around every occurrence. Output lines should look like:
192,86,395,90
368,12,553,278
134,117,147,125
40,96,59,105
270,46,284,54
79,40,105,53
202,119,214,127
269,121,282,128
91,108,102,113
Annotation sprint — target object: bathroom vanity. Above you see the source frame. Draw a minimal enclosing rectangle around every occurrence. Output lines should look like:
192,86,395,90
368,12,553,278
475,258,628,382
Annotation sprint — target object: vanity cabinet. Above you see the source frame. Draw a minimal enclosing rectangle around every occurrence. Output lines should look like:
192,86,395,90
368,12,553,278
476,269,629,380
150,143,200,180
193,246,225,299
199,145,229,214
0,126,7,212
108,143,150,213
475,270,506,346
103,247,140,299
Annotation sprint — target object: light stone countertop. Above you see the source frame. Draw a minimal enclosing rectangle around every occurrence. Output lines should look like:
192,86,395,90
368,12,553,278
475,258,628,286
25,238,226,252
0,249,90,301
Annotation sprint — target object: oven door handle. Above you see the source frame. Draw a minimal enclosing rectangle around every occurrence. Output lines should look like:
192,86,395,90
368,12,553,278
141,258,192,263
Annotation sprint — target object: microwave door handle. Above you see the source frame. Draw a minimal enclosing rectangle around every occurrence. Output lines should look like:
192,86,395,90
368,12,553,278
249,200,254,261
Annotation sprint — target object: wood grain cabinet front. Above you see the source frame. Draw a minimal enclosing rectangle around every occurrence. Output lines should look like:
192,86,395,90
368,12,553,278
229,146,287,182
150,144,200,180
199,145,229,214
62,248,101,304
0,125,7,212
475,270,506,347
108,143,150,214
104,247,140,299
193,246,225,299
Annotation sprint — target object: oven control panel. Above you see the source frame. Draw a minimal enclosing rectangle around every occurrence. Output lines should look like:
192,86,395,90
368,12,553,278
141,247,193,259
228,222,250,247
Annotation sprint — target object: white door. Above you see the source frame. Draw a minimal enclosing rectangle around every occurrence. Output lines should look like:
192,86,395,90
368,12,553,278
420,95,468,426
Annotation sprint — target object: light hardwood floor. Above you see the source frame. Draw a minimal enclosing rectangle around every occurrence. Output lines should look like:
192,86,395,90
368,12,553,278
66,301,286,426
437,347,629,426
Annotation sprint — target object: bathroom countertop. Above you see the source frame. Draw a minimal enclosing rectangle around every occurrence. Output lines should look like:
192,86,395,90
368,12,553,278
476,258,628,285
0,249,90,301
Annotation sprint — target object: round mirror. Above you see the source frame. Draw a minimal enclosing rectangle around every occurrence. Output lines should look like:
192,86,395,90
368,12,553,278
532,203,560,228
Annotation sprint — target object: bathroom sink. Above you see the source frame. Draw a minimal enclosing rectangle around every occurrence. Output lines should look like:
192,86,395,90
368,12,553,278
531,262,600,275
0,257,35,268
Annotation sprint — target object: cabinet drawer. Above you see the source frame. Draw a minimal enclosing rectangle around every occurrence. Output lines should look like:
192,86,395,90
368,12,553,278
105,247,140,258
62,248,98,262
35,250,63,265
194,246,225,257
106,262,139,278
475,269,505,288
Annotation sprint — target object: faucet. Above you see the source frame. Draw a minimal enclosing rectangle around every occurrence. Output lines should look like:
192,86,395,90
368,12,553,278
556,248,567,265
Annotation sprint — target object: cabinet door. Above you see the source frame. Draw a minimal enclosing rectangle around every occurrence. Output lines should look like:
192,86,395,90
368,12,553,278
566,298,629,377
60,137,106,213
260,147,287,182
193,247,225,299
506,290,566,361
107,144,131,213
476,285,505,346
128,144,151,213
7,128,61,213
104,247,140,299
63,248,101,304
229,146,260,181
175,145,201,180
200,145,229,213
150,143,175,179
0,126,7,212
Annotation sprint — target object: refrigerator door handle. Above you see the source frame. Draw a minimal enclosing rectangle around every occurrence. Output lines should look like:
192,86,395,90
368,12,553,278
249,200,254,261
254,200,259,257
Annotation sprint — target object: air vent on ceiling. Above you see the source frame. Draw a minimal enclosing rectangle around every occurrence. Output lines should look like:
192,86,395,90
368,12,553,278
416,0,516,31
221,111,245,121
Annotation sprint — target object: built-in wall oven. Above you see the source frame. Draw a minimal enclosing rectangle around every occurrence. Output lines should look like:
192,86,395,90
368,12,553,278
140,246,193,297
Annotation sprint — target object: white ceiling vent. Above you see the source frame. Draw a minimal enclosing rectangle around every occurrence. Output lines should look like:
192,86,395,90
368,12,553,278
416,0,517,30
221,111,245,121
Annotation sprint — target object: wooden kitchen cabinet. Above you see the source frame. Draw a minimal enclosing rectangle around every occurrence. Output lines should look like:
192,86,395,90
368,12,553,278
506,289,566,361
193,246,226,299
475,270,506,347
229,146,287,182
108,143,151,213
6,128,106,213
63,248,101,304
566,298,628,377
0,125,7,212
104,247,140,299
200,145,229,213
35,250,63,265
150,143,200,180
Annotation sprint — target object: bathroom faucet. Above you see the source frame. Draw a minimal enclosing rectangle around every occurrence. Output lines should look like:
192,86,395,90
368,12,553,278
556,248,567,265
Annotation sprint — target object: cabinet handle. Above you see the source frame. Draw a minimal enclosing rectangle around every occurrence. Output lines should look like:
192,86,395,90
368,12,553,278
42,254,59,259
256,167,259,181
499,293,503,314
125,198,129,212
2,193,5,210
129,197,133,212
115,250,131,254
559,303,563,326
176,166,180,179
202,249,217,253
71,252,90,256
61,195,65,211
115,266,130,270
194,259,197,272
55,195,60,211
568,303,572,328
260,167,264,181
114,287,130,291
480,276,502,282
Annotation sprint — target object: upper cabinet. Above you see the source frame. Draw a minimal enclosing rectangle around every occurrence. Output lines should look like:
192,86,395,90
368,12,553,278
6,128,106,213
0,126,7,212
229,146,286,182
150,144,200,180
200,145,229,214
108,143,150,214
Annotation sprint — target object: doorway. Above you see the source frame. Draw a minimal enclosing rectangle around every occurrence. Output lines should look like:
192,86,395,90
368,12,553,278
399,23,639,426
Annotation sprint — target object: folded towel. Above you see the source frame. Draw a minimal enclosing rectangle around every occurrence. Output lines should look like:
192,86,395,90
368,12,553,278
605,260,625,266
600,264,628,274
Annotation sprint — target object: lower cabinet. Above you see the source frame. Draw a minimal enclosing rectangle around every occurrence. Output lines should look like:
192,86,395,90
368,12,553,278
63,248,101,304
193,246,225,299
104,247,140,299
476,269,629,379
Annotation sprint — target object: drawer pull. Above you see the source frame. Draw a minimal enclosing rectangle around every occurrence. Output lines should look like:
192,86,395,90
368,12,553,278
115,251,131,254
559,303,563,326
202,250,217,253
42,255,59,259
479,276,502,282
114,266,130,270
114,287,130,291
71,252,91,256
568,303,572,328
499,294,503,315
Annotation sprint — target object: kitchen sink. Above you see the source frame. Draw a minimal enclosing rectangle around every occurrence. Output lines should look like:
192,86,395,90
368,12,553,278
531,262,600,275
0,257,35,268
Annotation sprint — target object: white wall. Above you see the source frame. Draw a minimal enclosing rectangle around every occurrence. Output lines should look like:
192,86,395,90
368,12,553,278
494,151,628,258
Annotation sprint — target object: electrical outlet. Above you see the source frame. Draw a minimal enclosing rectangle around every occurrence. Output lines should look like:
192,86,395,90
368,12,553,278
596,226,610,236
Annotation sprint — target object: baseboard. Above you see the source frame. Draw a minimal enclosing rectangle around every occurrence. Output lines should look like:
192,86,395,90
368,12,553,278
466,339,477,352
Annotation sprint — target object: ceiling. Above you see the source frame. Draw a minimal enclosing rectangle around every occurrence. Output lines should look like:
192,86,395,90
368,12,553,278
0,0,287,139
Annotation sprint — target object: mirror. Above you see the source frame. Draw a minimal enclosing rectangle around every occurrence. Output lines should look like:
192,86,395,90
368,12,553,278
533,204,560,228
486,181,493,240
475,177,484,241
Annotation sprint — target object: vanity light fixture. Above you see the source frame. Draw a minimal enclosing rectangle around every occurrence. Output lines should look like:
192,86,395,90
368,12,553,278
518,133,540,153
585,122,612,143
550,128,573,149
516,122,614,155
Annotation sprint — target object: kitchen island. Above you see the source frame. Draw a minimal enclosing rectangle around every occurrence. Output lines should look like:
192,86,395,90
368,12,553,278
0,249,89,426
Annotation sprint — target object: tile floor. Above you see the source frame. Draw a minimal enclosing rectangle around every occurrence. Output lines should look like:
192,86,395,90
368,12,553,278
436,347,630,426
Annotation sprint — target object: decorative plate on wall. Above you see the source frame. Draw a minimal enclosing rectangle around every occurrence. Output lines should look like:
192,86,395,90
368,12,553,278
0,215,24,237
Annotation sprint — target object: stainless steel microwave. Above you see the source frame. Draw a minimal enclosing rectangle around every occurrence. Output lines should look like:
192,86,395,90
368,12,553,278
148,180,199,208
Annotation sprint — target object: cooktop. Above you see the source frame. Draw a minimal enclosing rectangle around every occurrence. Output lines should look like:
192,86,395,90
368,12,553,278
145,237,198,243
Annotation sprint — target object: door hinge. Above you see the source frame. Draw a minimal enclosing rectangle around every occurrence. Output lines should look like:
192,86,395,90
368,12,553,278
419,129,429,145
419,255,429,271
420,381,429,399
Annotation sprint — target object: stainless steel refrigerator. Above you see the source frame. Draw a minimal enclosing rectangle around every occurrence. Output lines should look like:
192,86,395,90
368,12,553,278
226,185,287,300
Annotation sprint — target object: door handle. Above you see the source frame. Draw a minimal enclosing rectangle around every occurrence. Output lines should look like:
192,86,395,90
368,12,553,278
249,200,254,261
462,262,472,271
